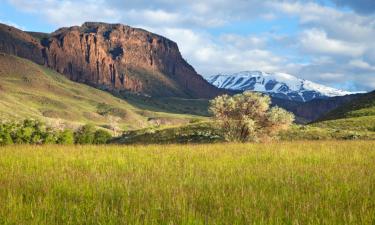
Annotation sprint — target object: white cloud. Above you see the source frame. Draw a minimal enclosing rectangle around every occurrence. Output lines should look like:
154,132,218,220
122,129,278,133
141,26,285,76
0,19,25,30
5,0,375,91
299,29,365,57
349,59,375,70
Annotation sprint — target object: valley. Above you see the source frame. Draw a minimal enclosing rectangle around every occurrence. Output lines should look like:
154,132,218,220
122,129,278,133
1,3,375,223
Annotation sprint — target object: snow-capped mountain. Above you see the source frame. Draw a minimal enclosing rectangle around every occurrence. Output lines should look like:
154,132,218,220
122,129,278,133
206,71,355,102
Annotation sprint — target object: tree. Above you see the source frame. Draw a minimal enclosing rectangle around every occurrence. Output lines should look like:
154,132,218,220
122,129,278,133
93,129,112,144
74,124,96,144
209,92,294,142
0,123,13,145
57,130,74,144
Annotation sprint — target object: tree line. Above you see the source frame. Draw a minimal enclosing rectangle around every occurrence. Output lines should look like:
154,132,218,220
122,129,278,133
0,120,112,145
1,92,295,145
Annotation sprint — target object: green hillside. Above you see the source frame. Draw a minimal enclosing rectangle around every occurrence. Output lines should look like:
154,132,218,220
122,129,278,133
312,91,375,132
0,54,203,131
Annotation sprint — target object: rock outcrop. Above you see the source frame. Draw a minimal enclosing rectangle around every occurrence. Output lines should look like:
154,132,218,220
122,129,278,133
0,22,222,98
0,24,44,65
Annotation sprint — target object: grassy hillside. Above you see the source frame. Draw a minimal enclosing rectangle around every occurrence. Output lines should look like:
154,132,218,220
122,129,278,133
0,54,203,131
0,142,374,224
121,93,210,116
320,91,375,120
312,91,375,132
113,122,222,144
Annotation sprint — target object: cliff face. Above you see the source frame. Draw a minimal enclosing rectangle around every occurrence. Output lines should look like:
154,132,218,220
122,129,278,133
0,22,222,98
0,24,44,65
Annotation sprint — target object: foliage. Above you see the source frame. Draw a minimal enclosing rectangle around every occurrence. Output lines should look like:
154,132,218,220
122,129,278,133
209,92,295,142
114,122,223,144
0,123,13,145
93,129,112,144
74,124,96,144
57,130,74,144
0,120,113,145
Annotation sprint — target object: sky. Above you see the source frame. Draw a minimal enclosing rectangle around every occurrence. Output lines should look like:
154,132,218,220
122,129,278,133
1,0,375,92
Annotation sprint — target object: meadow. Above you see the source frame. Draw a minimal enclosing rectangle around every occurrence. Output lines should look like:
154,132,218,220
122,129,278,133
0,141,374,224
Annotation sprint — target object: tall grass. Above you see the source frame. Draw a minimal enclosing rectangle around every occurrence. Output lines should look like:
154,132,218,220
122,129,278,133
0,142,374,224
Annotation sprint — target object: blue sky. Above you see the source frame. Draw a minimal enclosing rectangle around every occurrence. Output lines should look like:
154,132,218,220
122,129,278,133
1,0,375,92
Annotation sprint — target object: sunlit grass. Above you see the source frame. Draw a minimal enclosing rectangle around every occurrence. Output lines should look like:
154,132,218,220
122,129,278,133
0,141,374,224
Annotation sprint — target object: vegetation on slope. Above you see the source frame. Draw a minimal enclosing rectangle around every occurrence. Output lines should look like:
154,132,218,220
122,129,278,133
113,122,222,144
321,91,375,120
0,54,203,131
0,142,374,224
0,119,113,145
311,91,375,133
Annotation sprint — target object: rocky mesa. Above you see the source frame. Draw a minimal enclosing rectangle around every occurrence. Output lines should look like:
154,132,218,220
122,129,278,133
0,22,222,98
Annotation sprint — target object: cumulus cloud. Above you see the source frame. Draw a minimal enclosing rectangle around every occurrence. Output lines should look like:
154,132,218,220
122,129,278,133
299,29,366,57
4,0,375,91
141,26,285,75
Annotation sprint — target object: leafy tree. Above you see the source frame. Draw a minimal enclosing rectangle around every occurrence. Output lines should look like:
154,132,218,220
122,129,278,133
0,124,13,145
57,130,74,144
209,92,294,142
74,124,96,144
93,129,112,144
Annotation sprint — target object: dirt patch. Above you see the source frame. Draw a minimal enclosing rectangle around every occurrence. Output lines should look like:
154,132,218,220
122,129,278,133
83,112,106,122
41,109,76,120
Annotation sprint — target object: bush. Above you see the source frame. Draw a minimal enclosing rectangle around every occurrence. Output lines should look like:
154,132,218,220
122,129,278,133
57,130,74,144
0,124,13,145
209,92,295,142
0,120,113,145
74,124,96,144
93,129,112,144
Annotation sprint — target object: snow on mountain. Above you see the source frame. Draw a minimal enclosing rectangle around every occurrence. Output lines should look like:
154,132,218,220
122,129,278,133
206,71,356,102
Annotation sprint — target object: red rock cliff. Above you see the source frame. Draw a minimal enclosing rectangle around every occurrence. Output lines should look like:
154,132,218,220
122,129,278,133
0,22,222,98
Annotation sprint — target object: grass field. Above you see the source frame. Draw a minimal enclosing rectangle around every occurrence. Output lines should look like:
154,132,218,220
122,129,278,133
0,141,374,224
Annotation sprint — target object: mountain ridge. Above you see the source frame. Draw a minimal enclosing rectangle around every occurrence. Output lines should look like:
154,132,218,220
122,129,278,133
207,71,357,102
0,22,223,99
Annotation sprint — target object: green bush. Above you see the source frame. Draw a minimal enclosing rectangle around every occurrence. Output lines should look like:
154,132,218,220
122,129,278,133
74,124,96,144
93,129,112,144
57,130,74,144
0,124,13,145
0,120,113,145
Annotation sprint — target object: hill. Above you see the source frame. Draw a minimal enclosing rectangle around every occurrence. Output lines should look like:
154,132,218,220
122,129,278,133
0,22,223,99
312,91,375,132
0,54,202,131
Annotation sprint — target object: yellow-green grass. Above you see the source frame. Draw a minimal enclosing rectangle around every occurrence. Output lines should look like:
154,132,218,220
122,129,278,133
0,54,203,130
312,115,375,134
1,141,374,224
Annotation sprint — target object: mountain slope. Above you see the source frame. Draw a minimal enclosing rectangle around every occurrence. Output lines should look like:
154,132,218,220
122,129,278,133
312,91,375,131
272,94,360,123
0,22,223,99
0,54,201,130
319,91,375,120
207,71,354,102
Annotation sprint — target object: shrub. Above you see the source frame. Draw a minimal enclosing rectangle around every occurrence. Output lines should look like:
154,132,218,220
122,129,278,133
0,120,112,145
57,130,74,144
0,124,13,145
209,92,294,142
93,129,112,144
74,124,96,144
